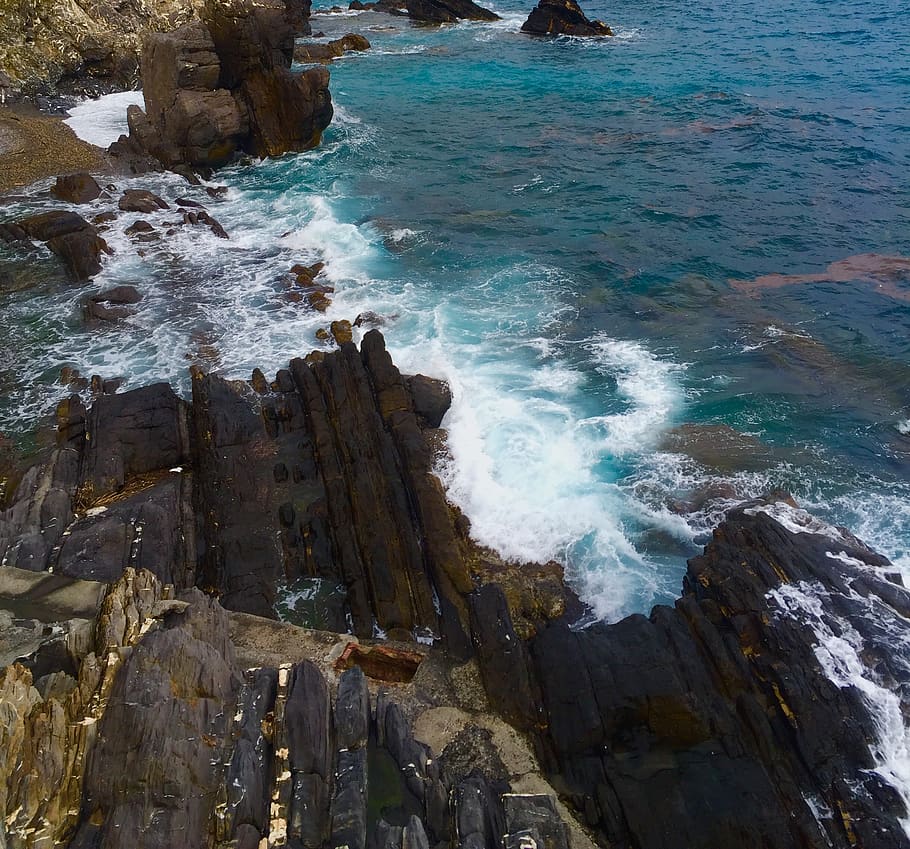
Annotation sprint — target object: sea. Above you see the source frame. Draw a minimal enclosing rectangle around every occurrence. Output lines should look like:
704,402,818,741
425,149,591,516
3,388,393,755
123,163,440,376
1,0,909,624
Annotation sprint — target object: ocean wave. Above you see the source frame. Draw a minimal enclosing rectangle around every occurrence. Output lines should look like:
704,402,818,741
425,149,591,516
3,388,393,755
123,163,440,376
64,90,144,147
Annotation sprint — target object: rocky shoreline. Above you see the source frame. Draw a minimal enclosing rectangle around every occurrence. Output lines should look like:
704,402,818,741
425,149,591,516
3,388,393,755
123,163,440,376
1,330,909,848
2,2,910,848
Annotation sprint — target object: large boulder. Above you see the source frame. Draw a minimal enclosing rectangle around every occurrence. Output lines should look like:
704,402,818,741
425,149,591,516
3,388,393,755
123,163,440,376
294,33,371,63
521,0,612,36
13,210,110,281
406,0,500,22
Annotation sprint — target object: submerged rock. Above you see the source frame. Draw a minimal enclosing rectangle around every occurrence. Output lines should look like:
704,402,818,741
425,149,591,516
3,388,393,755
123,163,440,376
521,0,613,36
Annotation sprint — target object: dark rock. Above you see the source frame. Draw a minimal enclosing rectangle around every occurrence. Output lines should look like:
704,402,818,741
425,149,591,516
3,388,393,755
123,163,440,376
80,382,190,502
85,300,133,321
406,0,499,22
286,661,333,847
528,499,910,849
119,188,170,213
334,666,370,749
17,210,90,241
405,374,451,429
503,795,569,849
294,33,371,62
51,173,103,204
453,774,507,849
331,748,368,849
93,284,143,304
74,591,238,848
520,0,612,36
468,584,540,730
221,667,279,839
15,210,111,280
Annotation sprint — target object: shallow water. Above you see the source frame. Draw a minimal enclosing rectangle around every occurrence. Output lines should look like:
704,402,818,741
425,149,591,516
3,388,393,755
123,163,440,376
1,0,909,622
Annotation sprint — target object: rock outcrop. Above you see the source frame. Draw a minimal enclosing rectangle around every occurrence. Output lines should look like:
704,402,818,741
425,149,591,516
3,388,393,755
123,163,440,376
406,0,500,23
3,336,910,849
521,0,612,36
0,0,204,94
0,332,477,651
119,0,332,170
0,566,575,849
474,499,910,848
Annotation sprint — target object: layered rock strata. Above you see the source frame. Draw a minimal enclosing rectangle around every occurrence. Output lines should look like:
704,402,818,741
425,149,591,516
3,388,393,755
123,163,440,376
1,567,569,849
0,332,477,653
2,335,910,849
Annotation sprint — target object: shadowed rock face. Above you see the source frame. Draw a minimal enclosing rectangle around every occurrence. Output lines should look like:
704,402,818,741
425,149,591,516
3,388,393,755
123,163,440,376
115,0,332,169
0,332,472,651
521,0,612,36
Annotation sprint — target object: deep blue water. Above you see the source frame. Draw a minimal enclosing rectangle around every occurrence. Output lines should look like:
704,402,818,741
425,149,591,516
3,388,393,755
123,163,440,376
2,0,909,618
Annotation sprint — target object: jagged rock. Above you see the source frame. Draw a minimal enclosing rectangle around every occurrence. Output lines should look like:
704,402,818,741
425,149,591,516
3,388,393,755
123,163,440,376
13,210,110,280
83,284,141,320
503,795,569,849
94,284,143,304
219,667,278,841
119,188,170,212
80,382,190,502
405,374,451,429
294,33,372,62
121,0,332,169
331,671,369,849
520,0,612,36
406,0,499,23
523,500,910,849
331,319,353,345
74,590,238,849
51,173,102,204
453,773,508,849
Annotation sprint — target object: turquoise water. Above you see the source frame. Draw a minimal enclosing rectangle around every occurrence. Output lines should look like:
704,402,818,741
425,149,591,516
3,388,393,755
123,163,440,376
2,0,909,618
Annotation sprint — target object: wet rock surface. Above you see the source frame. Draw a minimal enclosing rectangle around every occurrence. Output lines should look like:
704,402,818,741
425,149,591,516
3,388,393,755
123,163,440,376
406,0,500,23
521,0,612,36
2,337,910,849
3,209,111,280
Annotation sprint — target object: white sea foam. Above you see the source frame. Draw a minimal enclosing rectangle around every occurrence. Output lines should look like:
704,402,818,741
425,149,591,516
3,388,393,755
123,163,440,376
743,501,849,543
898,419,910,435
770,580,910,836
64,90,144,148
